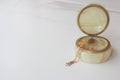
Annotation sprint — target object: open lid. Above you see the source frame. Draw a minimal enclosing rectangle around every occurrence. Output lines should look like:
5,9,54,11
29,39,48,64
77,4,109,35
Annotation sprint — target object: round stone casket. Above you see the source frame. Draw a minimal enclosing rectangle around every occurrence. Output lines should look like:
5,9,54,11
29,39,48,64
76,4,112,64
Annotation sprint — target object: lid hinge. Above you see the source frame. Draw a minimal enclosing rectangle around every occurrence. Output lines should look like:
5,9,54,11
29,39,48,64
88,34,97,37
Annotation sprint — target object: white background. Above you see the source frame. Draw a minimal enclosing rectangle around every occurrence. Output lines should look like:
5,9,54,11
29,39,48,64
0,0,120,80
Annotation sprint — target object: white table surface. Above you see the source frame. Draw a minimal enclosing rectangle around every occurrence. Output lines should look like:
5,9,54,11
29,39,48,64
0,0,120,80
